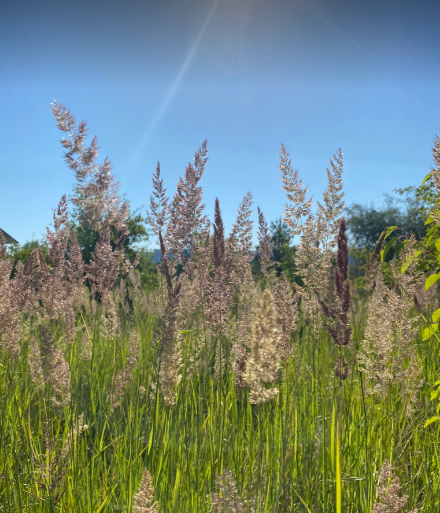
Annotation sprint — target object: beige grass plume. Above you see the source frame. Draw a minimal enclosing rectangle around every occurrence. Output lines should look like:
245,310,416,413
358,237,422,413
0,230,22,357
51,100,129,232
30,326,71,407
245,289,281,404
133,469,158,513
211,470,244,513
280,144,345,321
372,460,418,513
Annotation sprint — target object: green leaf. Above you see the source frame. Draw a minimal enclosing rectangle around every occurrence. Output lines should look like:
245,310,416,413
435,239,440,252
431,389,439,400
381,237,399,262
432,309,440,323
336,424,342,513
422,324,438,341
425,273,440,291
424,416,440,428
384,226,398,238
426,217,434,226
422,172,432,185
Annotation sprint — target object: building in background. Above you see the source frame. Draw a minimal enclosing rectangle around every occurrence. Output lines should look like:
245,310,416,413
0,228,18,245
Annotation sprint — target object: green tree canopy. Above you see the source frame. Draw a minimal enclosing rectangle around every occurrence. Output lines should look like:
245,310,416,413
345,189,427,251
270,218,299,284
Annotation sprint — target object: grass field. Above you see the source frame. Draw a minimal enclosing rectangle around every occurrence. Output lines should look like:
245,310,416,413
0,103,439,512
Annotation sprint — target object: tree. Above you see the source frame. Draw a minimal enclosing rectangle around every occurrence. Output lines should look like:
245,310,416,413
346,189,428,281
345,190,427,252
270,218,299,284
71,205,157,290
8,238,50,277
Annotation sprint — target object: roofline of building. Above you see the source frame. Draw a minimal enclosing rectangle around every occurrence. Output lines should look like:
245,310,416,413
0,229,18,245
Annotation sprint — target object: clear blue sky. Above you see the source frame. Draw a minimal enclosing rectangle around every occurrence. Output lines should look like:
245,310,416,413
1,0,440,247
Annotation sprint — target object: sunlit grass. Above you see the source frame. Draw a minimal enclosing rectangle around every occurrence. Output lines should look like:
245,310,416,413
0,298,438,512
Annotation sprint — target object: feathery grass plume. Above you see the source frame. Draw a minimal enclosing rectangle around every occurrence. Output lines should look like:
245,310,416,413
46,194,70,269
65,231,85,304
257,207,274,281
39,326,71,407
372,460,418,513
245,289,281,404
358,273,394,396
42,196,70,318
389,236,423,410
100,292,121,340
15,197,85,342
213,197,225,268
280,143,313,237
147,161,169,237
165,140,209,262
430,130,440,191
0,230,22,357
281,146,345,321
358,239,422,412
205,199,234,335
158,229,174,297
229,192,254,293
51,100,129,231
19,246,50,317
272,272,298,358
86,226,137,301
110,329,140,409
28,337,45,389
316,149,345,247
319,218,351,347
211,470,244,513
133,469,158,513
43,196,85,342
233,272,261,391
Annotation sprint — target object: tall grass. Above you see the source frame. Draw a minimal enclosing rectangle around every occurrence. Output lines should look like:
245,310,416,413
1,299,438,511
0,104,439,512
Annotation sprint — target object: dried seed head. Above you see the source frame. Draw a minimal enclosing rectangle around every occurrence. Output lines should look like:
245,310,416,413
40,326,71,407
245,289,281,404
133,469,158,513
372,460,418,513
147,161,169,237
257,207,274,279
211,471,244,513
51,100,129,231
273,273,298,358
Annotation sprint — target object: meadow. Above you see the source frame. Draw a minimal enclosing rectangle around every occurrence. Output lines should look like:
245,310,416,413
0,102,439,512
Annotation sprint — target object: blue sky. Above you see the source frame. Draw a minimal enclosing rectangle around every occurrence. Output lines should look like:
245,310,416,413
1,0,440,247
